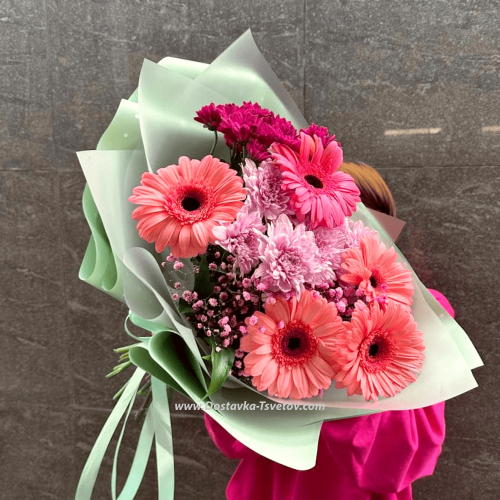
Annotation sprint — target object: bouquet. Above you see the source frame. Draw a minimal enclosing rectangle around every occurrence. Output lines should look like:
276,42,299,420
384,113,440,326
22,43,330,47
75,31,482,500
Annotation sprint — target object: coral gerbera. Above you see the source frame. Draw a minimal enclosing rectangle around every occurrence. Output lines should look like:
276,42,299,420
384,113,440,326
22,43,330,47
340,235,414,307
331,301,425,401
129,155,246,258
240,290,345,399
271,133,360,228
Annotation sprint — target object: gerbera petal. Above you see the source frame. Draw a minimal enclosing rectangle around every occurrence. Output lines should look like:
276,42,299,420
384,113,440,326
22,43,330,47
260,359,279,388
331,301,424,402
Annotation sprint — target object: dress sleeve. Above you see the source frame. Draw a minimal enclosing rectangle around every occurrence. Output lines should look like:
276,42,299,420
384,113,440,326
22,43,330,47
319,402,446,494
204,413,253,459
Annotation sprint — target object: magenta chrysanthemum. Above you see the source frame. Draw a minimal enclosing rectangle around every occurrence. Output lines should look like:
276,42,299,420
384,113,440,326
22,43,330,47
258,115,300,151
341,235,414,307
213,209,266,276
243,159,292,221
331,301,425,401
254,214,323,295
271,133,361,229
246,140,271,162
299,123,338,150
194,103,222,131
129,155,246,258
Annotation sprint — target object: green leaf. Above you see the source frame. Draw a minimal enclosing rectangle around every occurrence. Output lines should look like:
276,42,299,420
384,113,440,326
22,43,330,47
204,338,235,399
178,298,195,315
194,254,212,299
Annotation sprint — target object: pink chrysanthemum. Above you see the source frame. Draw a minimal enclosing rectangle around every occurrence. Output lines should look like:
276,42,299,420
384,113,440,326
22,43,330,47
240,290,345,399
340,235,414,307
271,133,361,229
213,208,266,276
331,301,425,401
313,226,347,280
129,155,246,258
243,159,292,221
254,215,323,295
342,219,379,249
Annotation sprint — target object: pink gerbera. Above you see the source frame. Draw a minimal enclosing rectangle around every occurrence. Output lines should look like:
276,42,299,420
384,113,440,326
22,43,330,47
271,133,361,228
240,290,345,399
331,301,425,401
341,235,414,307
129,155,246,258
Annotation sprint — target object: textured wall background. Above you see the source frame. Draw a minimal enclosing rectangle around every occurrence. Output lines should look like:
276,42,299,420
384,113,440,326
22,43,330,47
1,1,499,499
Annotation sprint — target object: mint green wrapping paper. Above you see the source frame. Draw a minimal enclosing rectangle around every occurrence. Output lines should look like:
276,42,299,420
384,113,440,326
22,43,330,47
77,30,482,474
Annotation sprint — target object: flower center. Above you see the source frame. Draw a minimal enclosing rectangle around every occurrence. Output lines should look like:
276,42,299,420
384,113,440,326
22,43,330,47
164,182,216,225
287,336,301,351
368,343,379,357
369,269,385,290
271,320,318,367
359,331,398,373
181,196,201,211
304,175,324,189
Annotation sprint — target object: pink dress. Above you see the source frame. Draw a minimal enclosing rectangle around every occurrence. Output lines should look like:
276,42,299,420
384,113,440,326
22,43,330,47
205,289,453,500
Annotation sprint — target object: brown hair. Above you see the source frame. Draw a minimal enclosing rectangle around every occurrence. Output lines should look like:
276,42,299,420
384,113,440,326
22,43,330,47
339,162,396,217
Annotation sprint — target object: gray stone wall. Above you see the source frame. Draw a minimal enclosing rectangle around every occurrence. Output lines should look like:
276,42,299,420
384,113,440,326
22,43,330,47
1,1,498,498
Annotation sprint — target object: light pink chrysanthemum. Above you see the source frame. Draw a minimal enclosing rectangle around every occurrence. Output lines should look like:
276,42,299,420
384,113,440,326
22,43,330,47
243,159,291,221
342,218,379,249
240,290,345,399
331,301,425,401
129,155,246,258
213,208,266,276
271,133,360,228
341,235,414,307
313,226,347,280
254,215,323,295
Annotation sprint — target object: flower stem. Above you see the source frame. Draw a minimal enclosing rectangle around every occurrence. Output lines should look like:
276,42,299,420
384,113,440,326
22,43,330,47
113,383,127,401
106,360,132,378
209,130,218,155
